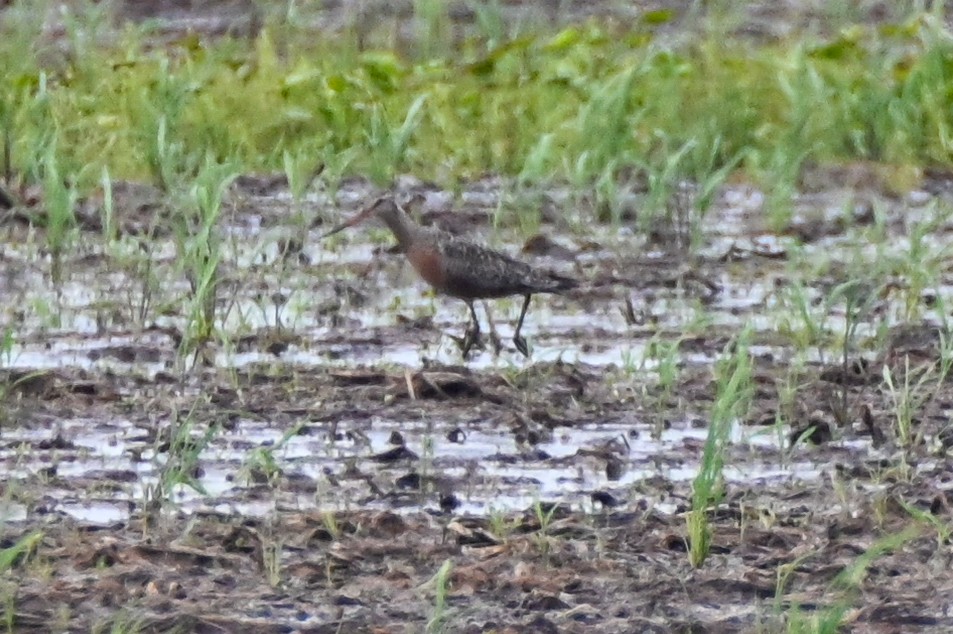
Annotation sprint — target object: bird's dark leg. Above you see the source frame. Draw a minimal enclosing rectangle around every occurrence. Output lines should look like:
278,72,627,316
459,300,482,359
512,294,532,357
481,301,503,356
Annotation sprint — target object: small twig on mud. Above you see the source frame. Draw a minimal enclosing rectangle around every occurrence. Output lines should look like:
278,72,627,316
621,295,638,326
405,368,417,400
334,606,345,634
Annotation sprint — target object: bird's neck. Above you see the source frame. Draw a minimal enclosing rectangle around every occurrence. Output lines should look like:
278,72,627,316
380,209,418,249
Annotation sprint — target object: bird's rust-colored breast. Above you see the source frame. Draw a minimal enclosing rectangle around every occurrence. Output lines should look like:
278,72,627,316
406,243,448,293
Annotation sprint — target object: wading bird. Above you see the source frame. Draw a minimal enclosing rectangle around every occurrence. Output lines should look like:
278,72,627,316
320,196,577,358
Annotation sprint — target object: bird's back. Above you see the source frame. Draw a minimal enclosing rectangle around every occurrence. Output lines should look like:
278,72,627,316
427,233,577,300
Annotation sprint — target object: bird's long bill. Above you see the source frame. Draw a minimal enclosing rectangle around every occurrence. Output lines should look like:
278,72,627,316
318,205,375,239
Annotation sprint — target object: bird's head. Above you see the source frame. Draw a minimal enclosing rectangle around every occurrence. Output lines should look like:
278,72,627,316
319,196,402,239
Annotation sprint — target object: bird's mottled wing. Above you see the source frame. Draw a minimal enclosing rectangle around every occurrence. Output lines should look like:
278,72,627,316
437,236,574,299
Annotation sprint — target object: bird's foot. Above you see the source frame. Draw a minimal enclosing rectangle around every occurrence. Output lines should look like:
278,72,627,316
456,327,484,359
513,334,529,358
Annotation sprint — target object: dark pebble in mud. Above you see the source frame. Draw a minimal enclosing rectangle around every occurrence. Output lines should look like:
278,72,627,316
439,493,460,513
591,490,622,508
789,418,833,445
372,446,418,463
396,472,421,489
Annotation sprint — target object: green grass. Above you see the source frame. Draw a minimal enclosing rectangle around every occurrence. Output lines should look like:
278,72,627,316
1,3,953,215
426,559,454,634
687,325,753,567
141,399,220,523
37,137,78,283
0,327,13,367
173,157,239,366
0,531,42,573
239,419,305,486
772,526,921,633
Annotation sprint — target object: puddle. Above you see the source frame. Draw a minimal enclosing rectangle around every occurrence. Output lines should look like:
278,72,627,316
59,500,131,525
0,502,28,523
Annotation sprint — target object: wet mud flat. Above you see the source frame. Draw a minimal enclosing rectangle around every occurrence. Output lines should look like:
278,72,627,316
5,357,953,633
4,165,953,632
4,1,953,631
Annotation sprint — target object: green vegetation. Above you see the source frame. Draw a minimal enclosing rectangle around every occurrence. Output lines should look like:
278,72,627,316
771,527,921,633
37,140,78,283
531,498,559,564
688,325,753,567
262,537,283,587
240,420,305,487
426,559,454,634
0,531,41,573
141,399,220,524
173,158,238,365
1,2,953,220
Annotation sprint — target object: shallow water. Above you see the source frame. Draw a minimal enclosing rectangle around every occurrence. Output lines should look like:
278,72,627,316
3,177,952,524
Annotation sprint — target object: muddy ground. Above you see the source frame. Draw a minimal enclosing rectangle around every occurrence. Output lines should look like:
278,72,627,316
23,0,953,47
4,1,953,633
4,170,953,632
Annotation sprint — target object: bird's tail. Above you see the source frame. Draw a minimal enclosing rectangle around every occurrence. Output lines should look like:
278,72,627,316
544,272,579,293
